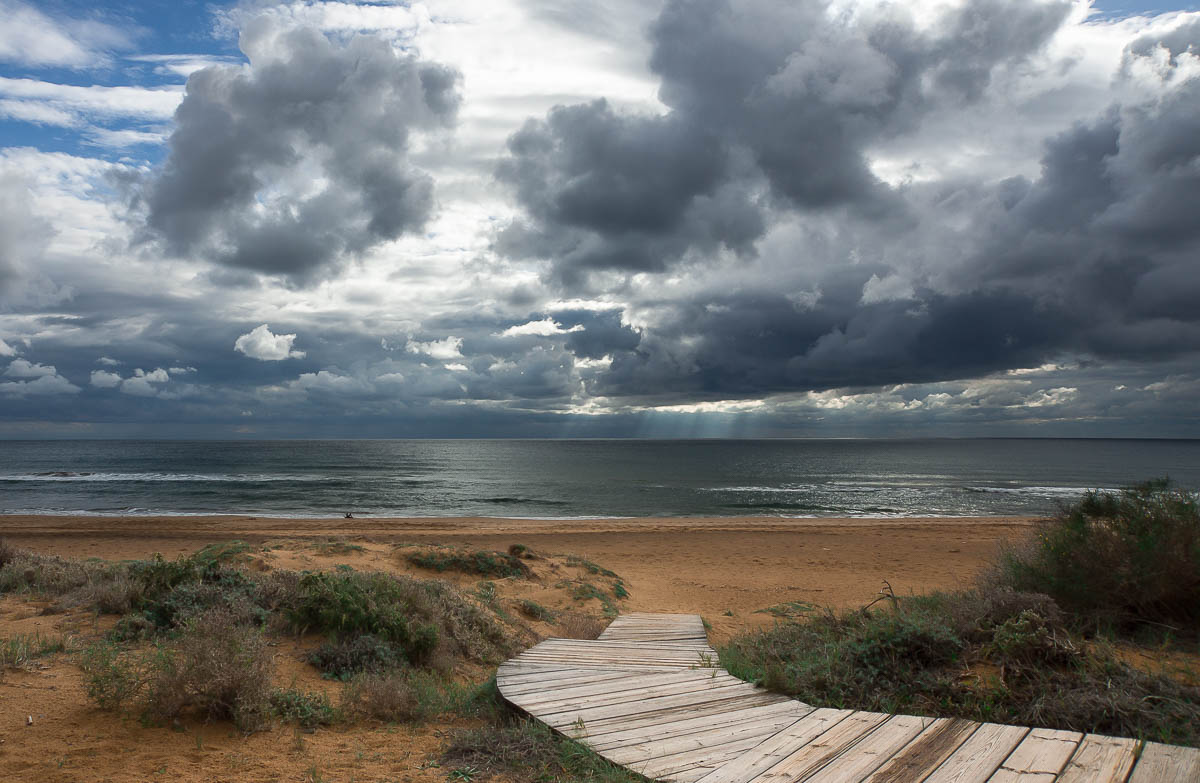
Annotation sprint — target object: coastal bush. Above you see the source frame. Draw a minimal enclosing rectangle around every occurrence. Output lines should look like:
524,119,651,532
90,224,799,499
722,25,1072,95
287,570,513,669
142,607,274,732
406,548,530,579
994,479,1200,632
270,688,339,728
286,571,439,664
307,633,404,680
443,716,643,783
721,589,1200,746
516,599,556,622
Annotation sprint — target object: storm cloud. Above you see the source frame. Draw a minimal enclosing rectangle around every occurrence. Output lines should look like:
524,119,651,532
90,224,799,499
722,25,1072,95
494,0,1200,406
138,17,461,285
3,0,1200,437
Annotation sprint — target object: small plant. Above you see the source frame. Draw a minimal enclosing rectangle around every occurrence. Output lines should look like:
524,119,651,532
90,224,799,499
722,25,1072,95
271,688,339,728
1,632,69,669
307,634,404,680
516,600,556,622
566,556,618,579
406,549,530,579
80,641,144,710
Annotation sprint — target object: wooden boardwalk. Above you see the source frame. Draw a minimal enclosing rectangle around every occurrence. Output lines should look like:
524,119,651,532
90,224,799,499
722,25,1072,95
496,613,1200,782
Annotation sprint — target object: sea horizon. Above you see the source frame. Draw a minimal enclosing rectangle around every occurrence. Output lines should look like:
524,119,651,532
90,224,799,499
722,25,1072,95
3,438,1198,520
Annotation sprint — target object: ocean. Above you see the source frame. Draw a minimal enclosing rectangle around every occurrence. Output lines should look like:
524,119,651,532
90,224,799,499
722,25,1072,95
0,439,1197,519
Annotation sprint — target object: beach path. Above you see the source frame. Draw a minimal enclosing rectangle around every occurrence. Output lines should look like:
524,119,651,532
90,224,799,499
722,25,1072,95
496,613,1200,782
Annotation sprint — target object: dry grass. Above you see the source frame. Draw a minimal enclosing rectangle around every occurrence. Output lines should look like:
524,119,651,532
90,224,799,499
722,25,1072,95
555,611,608,640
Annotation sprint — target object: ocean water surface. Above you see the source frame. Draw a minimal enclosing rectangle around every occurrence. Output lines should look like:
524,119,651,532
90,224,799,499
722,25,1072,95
1,439,1198,519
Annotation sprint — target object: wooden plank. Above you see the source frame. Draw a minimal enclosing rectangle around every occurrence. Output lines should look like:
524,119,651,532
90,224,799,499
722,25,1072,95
753,711,890,782
1056,734,1139,783
603,712,807,764
693,708,854,783
570,697,802,740
803,714,935,782
633,732,806,781
1127,741,1200,782
587,701,811,748
923,723,1029,783
863,718,980,783
514,673,747,713
498,669,654,695
987,728,1082,782
538,680,764,724
546,692,788,736
506,668,713,702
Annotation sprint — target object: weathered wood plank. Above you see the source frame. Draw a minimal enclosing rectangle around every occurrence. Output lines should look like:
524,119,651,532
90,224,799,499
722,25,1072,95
513,673,747,713
987,728,1082,782
693,708,855,783
586,701,811,748
602,712,807,764
1056,734,1139,783
753,711,891,782
862,718,980,783
1127,741,1200,782
547,692,789,737
923,723,1029,783
538,681,766,724
803,714,935,782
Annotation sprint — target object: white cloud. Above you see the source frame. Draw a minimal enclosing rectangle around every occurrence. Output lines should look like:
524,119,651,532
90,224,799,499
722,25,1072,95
4,358,57,378
407,336,463,360
0,338,16,357
96,356,120,365
84,127,167,149
289,370,372,394
115,368,170,397
0,77,182,124
90,370,122,388
0,98,79,127
0,372,80,396
0,1,134,68
126,54,243,79
235,324,306,361
860,273,915,305
496,318,583,337
169,366,196,374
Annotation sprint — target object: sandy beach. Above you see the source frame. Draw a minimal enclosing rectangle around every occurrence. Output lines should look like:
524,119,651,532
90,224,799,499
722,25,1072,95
0,514,1041,781
0,514,1037,639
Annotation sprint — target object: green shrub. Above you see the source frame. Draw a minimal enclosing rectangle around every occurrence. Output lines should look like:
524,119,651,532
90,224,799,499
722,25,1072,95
307,634,404,680
286,571,439,665
80,641,144,710
443,716,643,783
516,600,556,622
721,589,1200,745
406,549,530,578
995,479,1200,632
270,688,339,727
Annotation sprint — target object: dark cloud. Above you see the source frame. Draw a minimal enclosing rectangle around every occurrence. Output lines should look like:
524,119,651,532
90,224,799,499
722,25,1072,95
497,0,1071,288
489,0,1200,406
138,19,460,285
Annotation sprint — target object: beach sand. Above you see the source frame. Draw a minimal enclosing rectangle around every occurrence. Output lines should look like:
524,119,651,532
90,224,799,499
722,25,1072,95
0,514,1037,638
0,514,1037,781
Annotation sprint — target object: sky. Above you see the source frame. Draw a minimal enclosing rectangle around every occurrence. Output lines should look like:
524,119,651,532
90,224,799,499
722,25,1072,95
0,0,1199,439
